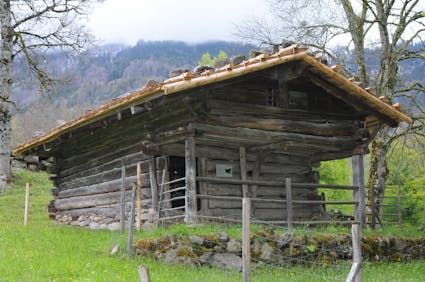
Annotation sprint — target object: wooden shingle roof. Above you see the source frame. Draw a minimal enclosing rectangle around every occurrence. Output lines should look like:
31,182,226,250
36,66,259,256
13,44,411,156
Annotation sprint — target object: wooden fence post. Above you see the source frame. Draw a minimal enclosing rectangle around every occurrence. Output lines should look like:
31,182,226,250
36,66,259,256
185,137,197,225
138,265,151,282
120,165,126,233
127,185,137,258
239,147,249,197
149,157,159,215
346,224,362,282
242,197,251,282
136,162,142,231
352,155,365,228
397,178,403,230
285,178,293,230
24,183,30,226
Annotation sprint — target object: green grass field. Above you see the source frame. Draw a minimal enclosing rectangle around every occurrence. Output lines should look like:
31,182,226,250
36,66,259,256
0,170,424,281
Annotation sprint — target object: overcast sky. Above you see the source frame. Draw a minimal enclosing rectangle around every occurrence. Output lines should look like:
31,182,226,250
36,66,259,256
88,0,269,45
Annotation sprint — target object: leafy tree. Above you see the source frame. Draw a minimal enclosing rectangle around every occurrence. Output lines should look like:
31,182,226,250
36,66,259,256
0,0,102,190
237,0,425,227
198,50,227,66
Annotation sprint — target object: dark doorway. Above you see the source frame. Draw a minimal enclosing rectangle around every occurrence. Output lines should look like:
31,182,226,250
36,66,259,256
168,156,186,208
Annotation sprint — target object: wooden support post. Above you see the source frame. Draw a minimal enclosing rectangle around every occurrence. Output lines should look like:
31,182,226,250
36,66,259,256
138,265,151,282
239,147,249,197
397,178,403,230
136,162,142,231
251,154,262,217
370,186,376,229
198,158,208,214
127,185,137,259
120,165,126,234
185,137,197,225
149,157,159,214
242,197,251,282
285,178,293,230
278,77,289,108
24,183,30,226
346,224,362,282
352,155,366,228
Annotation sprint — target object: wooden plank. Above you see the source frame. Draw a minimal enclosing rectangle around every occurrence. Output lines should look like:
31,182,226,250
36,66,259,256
198,158,208,213
136,162,142,231
185,137,197,225
138,265,151,282
240,147,249,197
351,155,366,228
149,157,159,216
286,178,293,230
127,185,136,258
242,198,251,282
346,224,362,282
120,165,126,233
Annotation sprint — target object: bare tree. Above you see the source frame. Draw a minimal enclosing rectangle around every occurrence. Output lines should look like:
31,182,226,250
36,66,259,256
0,0,102,190
236,0,425,227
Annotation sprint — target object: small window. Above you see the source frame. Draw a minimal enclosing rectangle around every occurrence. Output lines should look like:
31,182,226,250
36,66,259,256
266,88,278,107
288,90,308,110
216,164,233,177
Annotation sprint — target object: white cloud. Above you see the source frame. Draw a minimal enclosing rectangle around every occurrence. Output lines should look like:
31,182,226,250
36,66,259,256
88,0,269,45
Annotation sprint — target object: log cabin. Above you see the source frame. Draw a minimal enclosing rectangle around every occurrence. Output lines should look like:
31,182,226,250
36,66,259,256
13,45,411,230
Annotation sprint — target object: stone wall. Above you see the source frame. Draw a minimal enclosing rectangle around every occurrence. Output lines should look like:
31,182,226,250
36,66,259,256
133,231,425,271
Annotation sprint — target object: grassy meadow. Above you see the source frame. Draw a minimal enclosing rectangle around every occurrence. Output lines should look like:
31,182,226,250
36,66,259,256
0,170,424,281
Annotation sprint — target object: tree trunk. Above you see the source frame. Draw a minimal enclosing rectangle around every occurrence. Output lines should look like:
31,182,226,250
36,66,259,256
0,0,13,191
367,130,389,228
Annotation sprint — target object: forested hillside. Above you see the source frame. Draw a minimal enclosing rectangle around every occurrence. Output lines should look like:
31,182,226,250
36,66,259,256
11,40,424,146
12,40,253,145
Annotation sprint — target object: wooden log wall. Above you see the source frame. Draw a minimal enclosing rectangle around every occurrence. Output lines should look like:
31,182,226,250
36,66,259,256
39,64,369,228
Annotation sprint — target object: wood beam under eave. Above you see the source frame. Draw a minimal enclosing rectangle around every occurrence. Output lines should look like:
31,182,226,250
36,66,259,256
309,146,370,162
306,73,398,127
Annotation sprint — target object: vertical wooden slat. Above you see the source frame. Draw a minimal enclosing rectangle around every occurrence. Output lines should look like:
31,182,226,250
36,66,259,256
285,177,293,230
251,154,262,216
149,157,159,214
397,178,403,230
352,155,366,228
198,158,208,213
278,77,289,108
239,147,248,197
185,137,197,225
346,224,362,282
127,185,137,258
120,165,126,233
24,183,30,226
242,197,251,282
136,162,142,231
138,265,151,282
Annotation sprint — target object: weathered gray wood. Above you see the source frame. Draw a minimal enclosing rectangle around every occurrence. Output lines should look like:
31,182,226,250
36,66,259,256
397,178,402,230
120,165,126,233
24,183,30,226
185,137,197,225
251,154,262,217
239,147,249,197
138,265,151,282
352,155,365,228
198,158,208,213
127,186,136,258
285,178,293,230
346,224,362,282
136,162,142,231
242,197,251,282
149,157,159,215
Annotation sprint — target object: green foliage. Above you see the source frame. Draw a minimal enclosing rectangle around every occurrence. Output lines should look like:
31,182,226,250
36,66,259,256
317,159,353,214
387,138,425,226
198,50,228,66
1,170,425,281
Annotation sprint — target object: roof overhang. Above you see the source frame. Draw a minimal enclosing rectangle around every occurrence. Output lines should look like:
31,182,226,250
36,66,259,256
13,45,411,156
